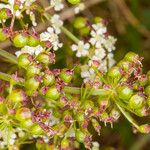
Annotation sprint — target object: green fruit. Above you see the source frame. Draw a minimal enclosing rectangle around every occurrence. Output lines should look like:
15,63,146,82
117,60,130,71
75,112,85,122
59,69,73,83
82,100,94,110
117,85,133,101
7,89,25,103
75,130,85,143
79,26,90,36
129,94,145,109
124,52,138,62
94,17,102,23
21,119,34,128
145,85,150,96
15,107,31,121
18,53,31,68
31,124,43,135
139,124,150,133
13,33,28,48
0,28,7,41
36,53,50,65
25,77,40,94
43,73,55,86
67,0,80,5
28,35,39,47
73,17,86,29
45,87,60,100
26,64,41,78
61,138,69,148
108,66,121,78
0,8,11,20
147,96,150,106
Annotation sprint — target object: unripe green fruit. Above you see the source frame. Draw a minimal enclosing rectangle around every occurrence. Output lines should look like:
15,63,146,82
147,96,150,106
7,89,25,103
75,112,85,122
43,73,55,86
45,87,60,100
61,138,70,148
59,69,73,83
128,94,145,109
25,77,40,94
0,98,7,114
108,66,121,78
15,107,31,121
67,0,80,5
0,28,7,41
145,85,150,96
82,100,94,110
0,8,11,20
147,71,150,83
117,60,130,71
124,52,138,62
13,33,28,48
134,107,148,117
28,36,39,47
79,26,90,36
21,119,34,129
26,64,41,78
31,124,43,135
94,17,102,23
36,53,50,65
73,17,86,29
75,130,85,143
139,124,150,133
117,85,133,101
18,53,31,68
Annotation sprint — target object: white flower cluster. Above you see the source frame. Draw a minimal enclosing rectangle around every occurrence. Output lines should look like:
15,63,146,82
0,0,37,26
15,45,44,57
80,22,117,83
0,127,25,149
50,0,64,11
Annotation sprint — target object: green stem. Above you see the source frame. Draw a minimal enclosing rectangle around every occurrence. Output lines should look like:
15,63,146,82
0,49,18,64
116,101,140,131
0,72,110,96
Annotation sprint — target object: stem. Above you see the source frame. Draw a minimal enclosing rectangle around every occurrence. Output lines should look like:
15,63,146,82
116,101,140,131
0,49,18,64
61,26,79,44
0,72,110,96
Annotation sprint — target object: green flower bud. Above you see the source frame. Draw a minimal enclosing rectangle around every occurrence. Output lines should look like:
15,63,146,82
117,85,133,101
13,33,29,48
128,94,145,109
45,86,60,100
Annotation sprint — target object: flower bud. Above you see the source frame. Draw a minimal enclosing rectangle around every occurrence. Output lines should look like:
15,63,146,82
139,124,150,133
108,66,121,79
45,86,60,100
59,69,73,83
75,129,86,143
82,100,94,111
7,89,26,103
18,53,31,68
128,94,145,109
13,33,29,48
15,107,31,121
117,85,133,101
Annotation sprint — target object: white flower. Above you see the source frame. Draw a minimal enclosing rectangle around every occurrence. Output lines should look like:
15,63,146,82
92,141,100,150
50,0,64,11
40,27,63,51
51,14,63,34
24,0,36,7
30,11,37,26
71,41,90,57
15,45,44,57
